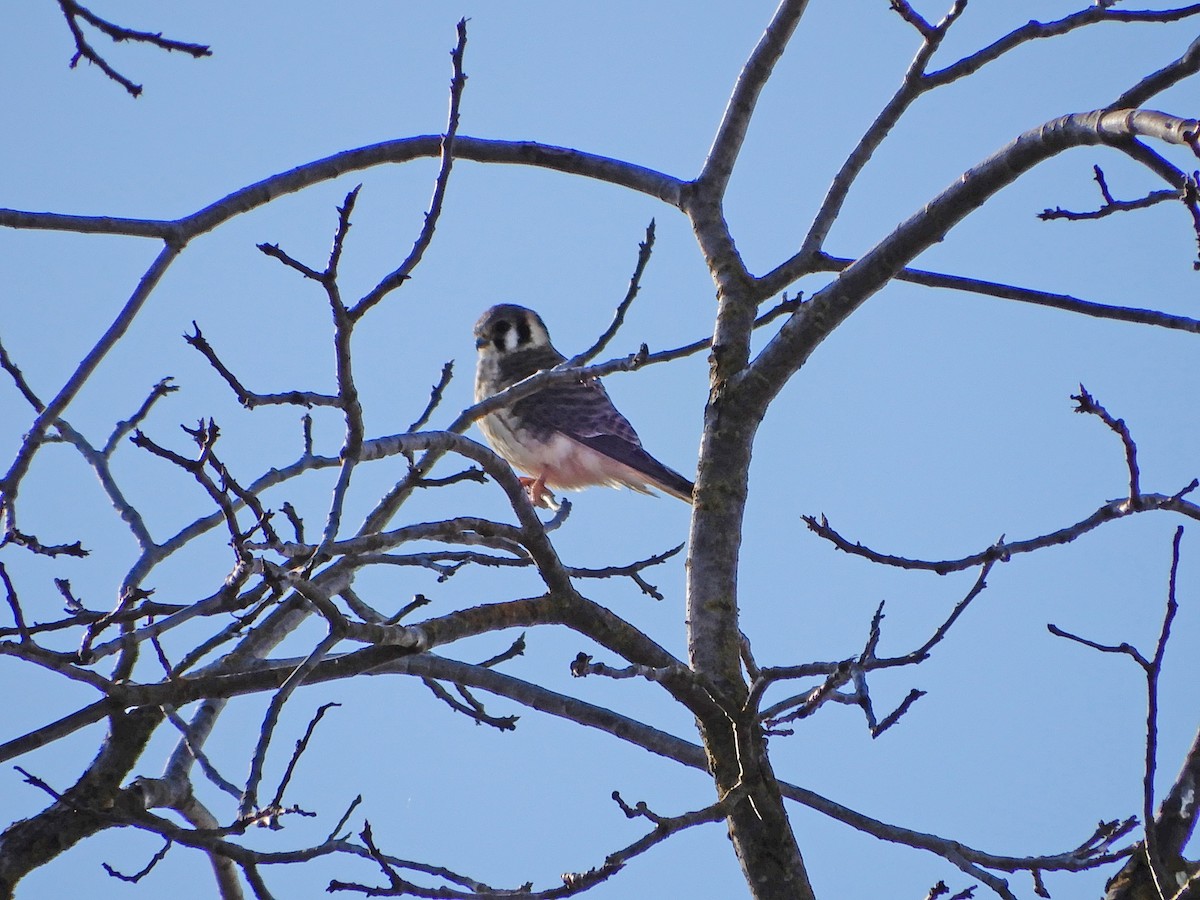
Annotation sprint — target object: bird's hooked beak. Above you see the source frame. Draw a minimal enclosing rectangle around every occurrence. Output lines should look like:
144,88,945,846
474,335,488,350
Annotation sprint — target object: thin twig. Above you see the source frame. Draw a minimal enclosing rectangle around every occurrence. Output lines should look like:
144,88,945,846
351,19,469,319
56,0,211,97
0,563,30,642
101,836,172,882
1040,163,1182,225
811,254,1200,334
1072,386,1141,502
160,705,242,799
1048,526,1186,894
407,362,455,432
185,322,339,409
241,632,341,819
423,678,518,730
803,479,1200,574
565,220,656,367
1,243,181,536
268,702,341,814
103,377,179,456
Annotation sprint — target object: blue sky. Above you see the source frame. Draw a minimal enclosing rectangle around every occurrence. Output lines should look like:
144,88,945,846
2,2,1199,899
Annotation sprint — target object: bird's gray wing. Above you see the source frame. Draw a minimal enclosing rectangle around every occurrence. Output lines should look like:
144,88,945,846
513,376,643,446
516,376,695,500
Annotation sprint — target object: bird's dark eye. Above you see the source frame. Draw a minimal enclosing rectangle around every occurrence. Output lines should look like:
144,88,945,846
494,321,510,339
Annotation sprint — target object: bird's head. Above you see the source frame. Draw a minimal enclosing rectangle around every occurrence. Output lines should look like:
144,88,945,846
474,304,554,358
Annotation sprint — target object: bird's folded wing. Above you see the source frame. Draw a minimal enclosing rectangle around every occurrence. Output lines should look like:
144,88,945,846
514,378,643,446
569,433,695,502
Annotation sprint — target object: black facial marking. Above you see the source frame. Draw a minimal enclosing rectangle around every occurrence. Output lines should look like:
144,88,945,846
515,316,532,347
492,319,511,352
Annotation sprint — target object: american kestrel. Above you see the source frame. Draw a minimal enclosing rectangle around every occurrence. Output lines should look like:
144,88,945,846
473,304,694,509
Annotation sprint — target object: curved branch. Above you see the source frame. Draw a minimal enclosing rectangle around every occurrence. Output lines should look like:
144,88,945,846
927,5,1200,88
0,137,685,241
803,486,1200,574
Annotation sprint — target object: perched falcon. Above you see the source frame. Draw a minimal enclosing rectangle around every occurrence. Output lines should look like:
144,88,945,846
473,304,694,508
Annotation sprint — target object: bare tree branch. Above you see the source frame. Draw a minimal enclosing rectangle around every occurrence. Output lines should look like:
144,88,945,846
1,243,181,539
7,7,1200,899
699,0,811,196
565,220,656,368
351,18,468,319
56,0,211,97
